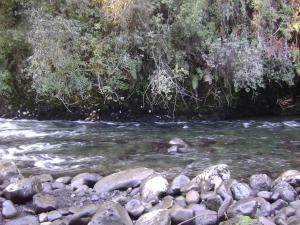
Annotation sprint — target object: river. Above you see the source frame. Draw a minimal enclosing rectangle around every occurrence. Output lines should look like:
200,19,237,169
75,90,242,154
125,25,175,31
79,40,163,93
0,118,300,179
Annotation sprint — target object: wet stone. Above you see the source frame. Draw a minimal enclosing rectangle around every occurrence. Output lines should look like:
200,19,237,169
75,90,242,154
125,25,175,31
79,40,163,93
249,174,272,193
33,193,58,213
169,174,190,195
194,209,218,225
230,182,252,200
170,205,194,224
125,199,145,218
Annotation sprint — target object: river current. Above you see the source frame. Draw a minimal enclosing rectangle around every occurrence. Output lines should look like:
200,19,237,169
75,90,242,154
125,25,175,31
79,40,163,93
0,118,300,179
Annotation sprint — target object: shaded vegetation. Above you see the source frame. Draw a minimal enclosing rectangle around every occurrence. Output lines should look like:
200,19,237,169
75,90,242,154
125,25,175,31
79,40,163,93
0,0,300,118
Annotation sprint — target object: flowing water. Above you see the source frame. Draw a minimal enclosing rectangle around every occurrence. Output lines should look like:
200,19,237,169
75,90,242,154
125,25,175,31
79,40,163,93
0,118,300,179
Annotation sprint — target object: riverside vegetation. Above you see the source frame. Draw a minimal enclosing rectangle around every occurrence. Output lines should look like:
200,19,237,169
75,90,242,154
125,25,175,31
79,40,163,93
0,0,300,119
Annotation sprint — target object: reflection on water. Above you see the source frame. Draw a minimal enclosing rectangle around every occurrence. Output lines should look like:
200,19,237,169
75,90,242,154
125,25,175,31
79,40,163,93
0,118,300,178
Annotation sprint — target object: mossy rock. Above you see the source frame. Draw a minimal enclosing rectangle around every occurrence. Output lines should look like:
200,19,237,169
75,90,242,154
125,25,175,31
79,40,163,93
220,216,262,225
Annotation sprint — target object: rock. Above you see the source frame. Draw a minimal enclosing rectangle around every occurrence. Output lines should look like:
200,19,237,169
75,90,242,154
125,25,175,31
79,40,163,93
69,204,98,225
169,174,190,195
194,209,218,225
227,197,257,217
161,196,174,209
141,175,168,202
169,138,189,146
94,168,154,194
167,146,178,154
249,174,272,193
192,164,230,191
280,206,295,217
271,181,297,202
287,216,300,225
125,199,144,218
55,176,71,184
257,191,272,200
219,215,262,225
290,200,300,210
181,182,199,193
186,190,200,204
230,182,252,200
6,215,39,225
271,199,288,211
47,210,62,222
2,200,17,218
187,203,207,215
274,170,300,187
135,209,171,225
52,181,65,190
3,177,42,202
33,193,58,213
42,182,52,193
39,213,48,223
71,173,102,189
0,160,20,184
175,196,187,208
88,201,133,225
202,193,223,211
258,217,276,225
33,174,53,183
255,197,272,217
170,205,194,224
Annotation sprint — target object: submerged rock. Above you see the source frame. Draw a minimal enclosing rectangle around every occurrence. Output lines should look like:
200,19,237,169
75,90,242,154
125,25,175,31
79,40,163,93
3,177,42,203
88,201,133,225
94,168,154,194
141,175,168,203
192,164,230,191
135,209,171,225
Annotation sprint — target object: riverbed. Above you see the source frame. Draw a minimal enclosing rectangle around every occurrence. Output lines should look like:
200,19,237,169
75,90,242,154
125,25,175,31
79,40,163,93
0,118,300,178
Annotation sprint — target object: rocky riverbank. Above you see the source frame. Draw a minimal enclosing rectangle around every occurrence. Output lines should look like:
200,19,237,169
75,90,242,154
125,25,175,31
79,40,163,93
0,160,300,225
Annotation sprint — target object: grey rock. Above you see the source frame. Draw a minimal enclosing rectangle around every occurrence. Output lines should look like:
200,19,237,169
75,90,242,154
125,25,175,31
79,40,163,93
141,175,168,203
170,205,194,224
88,201,133,225
231,182,252,200
271,199,288,211
69,204,98,225
255,197,272,217
203,193,223,211
94,168,154,194
175,196,186,208
280,206,295,217
287,216,300,225
227,197,257,217
257,191,272,200
249,174,272,192
192,164,230,191
194,209,218,225
55,176,71,184
274,214,288,225
135,209,171,225
169,138,189,146
52,182,65,190
33,193,58,213
48,210,62,222
274,170,300,187
125,199,144,218
259,216,276,225
39,213,48,223
2,200,17,218
271,181,297,202
42,182,52,193
71,173,102,189
0,160,20,184
186,190,200,204
181,182,199,194
3,177,42,203
187,203,207,215
169,175,190,194
161,196,174,209
6,215,39,225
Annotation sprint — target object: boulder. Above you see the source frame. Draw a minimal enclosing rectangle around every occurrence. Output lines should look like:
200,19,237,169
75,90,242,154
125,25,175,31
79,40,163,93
0,160,20,184
271,181,297,202
3,177,42,203
125,199,144,218
249,174,272,193
192,164,230,191
194,209,218,225
68,204,98,225
135,209,171,225
33,193,58,213
187,203,207,215
71,173,102,189
88,201,133,225
141,175,168,203
271,199,288,211
274,170,300,187
170,205,194,224
2,200,17,218
169,174,190,195
255,197,272,217
202,193,223,211
5,215,39,225
94,168,154,194
227,197,257,217
230,182,252,200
